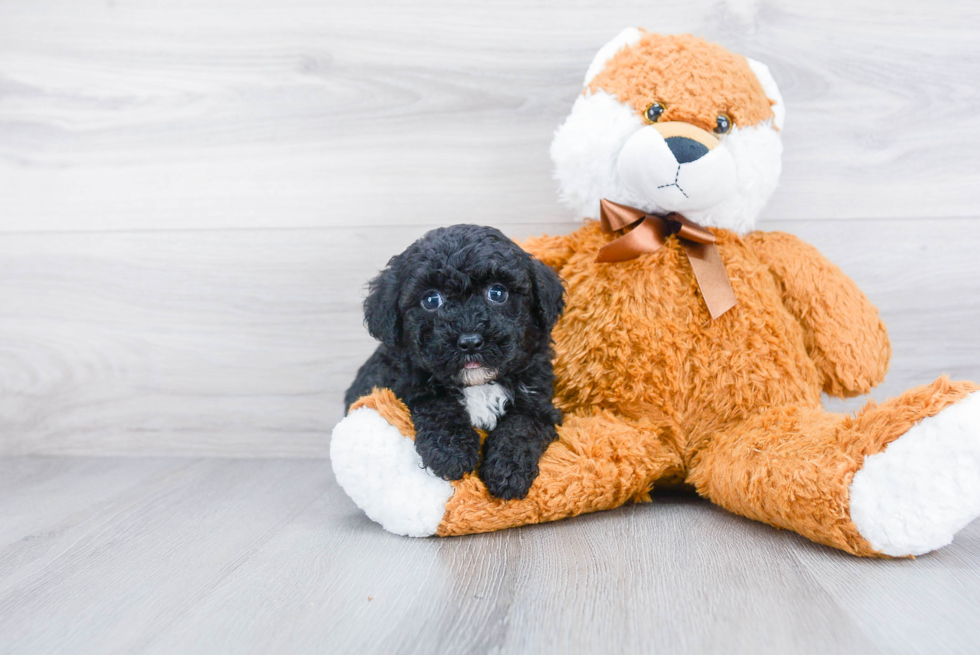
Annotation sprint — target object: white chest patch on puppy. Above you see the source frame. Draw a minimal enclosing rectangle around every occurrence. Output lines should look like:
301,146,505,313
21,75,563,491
461,383,512,431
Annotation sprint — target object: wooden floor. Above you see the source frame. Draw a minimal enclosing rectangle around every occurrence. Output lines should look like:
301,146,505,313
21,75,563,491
1,456,979,655
3,1,980,653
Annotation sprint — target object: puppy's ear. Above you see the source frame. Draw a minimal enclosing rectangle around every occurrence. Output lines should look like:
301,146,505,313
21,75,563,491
364,257,403,348
529,258,565,332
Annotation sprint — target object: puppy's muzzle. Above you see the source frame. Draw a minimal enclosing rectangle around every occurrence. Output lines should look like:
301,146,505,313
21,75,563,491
617,121,737,213
457,333,484,353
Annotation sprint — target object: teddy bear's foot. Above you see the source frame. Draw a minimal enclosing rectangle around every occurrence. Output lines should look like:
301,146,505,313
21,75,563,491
333,388,686,537
849,391,980,556
330,401,453,538
687,377,980,557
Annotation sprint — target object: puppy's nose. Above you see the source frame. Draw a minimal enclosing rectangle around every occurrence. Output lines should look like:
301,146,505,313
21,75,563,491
457,333,484,353
665,136,709,164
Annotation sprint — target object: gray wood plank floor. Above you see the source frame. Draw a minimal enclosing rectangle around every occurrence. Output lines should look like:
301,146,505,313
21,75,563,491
2,456,979,655
3,2,980,653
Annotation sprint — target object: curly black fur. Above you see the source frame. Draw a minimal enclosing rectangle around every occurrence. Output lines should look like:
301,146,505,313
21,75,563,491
344,224,565,500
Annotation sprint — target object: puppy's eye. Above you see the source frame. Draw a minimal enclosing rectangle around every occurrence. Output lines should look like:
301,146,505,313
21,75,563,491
645,101,666,123
714,114,733,135
420,290,444,311
486,284,508,304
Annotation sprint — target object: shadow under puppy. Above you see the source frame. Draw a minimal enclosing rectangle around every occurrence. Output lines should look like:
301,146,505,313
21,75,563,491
345,225,565,500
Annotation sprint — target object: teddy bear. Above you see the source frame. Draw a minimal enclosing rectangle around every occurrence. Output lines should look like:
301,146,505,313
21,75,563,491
331,30,980,557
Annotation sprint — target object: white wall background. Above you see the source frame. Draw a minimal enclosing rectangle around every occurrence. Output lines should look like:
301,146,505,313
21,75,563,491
1,0,979,455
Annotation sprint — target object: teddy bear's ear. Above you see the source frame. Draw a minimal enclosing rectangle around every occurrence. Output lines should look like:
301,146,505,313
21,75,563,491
745,58,786,131
364,256,403,348
582,27,643,87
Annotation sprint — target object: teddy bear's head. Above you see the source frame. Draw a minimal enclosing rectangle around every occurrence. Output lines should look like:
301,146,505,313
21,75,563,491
551,30,785,234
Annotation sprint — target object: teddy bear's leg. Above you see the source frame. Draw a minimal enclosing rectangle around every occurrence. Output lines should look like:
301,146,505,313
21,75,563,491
330,388,455,537
687,377,980,557
438,411,685,535
331,388,685,537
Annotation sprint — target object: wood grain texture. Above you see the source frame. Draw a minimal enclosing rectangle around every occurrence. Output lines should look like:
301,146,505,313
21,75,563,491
0,220,559,455
2,3,980,652
2,456,980,654
1,217,979,455
1,0,979,232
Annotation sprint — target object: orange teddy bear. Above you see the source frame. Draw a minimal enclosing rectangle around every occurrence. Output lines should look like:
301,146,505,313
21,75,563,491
331,31,980,557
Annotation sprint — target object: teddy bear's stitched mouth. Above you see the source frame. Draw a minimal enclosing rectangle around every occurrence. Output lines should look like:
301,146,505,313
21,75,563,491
656,164,689,198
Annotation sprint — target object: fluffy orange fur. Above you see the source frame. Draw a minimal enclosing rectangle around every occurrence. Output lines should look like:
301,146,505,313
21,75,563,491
350,388,417,439
588,32,774,132
349,223,976,556
342,34,975,556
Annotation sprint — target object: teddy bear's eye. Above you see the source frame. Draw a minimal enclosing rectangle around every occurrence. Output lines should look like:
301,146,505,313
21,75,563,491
486,284,509,304
645,102,666,123
714,114,733,135
421,290,444,311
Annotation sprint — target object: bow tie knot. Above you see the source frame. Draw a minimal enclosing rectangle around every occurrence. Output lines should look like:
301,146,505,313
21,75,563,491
595,198,737,320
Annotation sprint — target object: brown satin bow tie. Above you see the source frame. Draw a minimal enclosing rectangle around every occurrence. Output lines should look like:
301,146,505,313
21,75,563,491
595,198,737,320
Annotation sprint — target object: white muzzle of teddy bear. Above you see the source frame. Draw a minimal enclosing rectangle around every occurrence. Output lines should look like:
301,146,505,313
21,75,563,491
617,123,737,214
551,85,784,235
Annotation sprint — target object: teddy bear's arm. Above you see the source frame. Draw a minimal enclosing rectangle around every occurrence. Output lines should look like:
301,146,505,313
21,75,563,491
746,231,891,398
518,231,579,271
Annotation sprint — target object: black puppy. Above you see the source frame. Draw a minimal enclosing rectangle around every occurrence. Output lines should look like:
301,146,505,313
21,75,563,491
344,225,565,500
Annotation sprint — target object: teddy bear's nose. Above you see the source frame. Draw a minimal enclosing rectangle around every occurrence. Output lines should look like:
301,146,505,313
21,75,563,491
457,333,484,352
665,136,709,164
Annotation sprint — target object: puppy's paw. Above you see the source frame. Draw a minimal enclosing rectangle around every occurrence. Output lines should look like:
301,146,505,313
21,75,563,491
414,429,481,481
479,420,556,500
479,449,539,500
